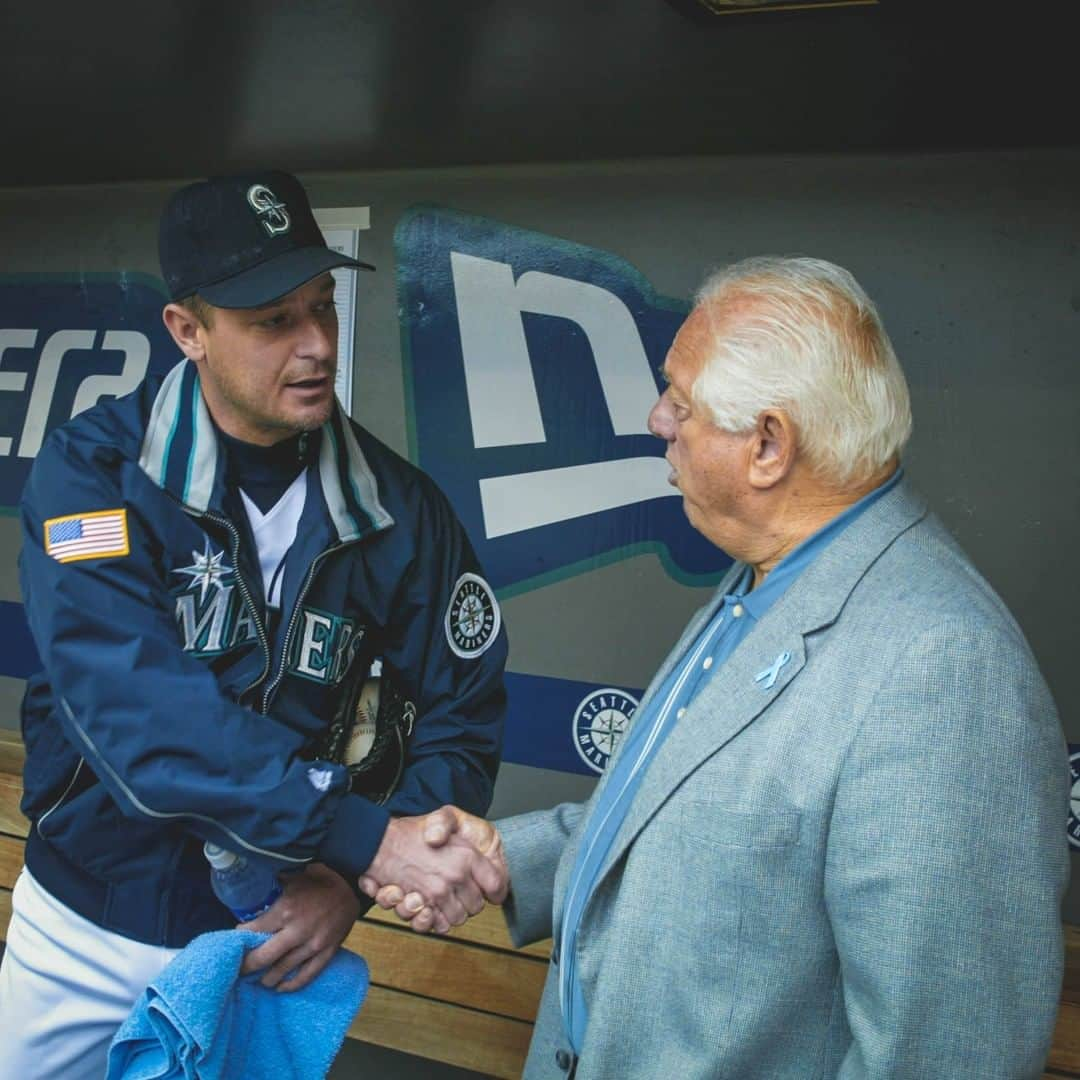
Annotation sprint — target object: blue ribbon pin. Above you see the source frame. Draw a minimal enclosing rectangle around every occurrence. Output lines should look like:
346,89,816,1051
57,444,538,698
754,651,791,690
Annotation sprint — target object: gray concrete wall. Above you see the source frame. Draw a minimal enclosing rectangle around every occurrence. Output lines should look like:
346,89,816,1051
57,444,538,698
1,150,1077,920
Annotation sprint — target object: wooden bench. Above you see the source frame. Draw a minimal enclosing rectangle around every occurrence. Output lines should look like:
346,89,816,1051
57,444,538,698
2,730,1079,1078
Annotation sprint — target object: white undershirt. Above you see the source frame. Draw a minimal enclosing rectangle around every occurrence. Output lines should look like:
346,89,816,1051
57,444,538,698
238,472,307,610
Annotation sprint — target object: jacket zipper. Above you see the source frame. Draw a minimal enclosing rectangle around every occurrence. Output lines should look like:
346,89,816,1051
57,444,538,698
260,544,341,712
190,509,365,712
196,509,272,703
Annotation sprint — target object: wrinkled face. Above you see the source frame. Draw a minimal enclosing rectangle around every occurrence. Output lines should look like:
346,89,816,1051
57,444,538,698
647,305,752,549
194,274,338,445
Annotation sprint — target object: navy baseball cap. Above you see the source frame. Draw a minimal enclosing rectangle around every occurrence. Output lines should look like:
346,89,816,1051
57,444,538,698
158,170,374,309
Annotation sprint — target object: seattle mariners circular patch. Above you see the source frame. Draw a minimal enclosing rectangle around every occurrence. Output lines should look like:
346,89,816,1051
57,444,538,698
1068,750,1080,850
573,688,638,774
445,573,500,658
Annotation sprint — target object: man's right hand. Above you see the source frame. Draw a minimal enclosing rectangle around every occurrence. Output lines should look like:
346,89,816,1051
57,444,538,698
359,806,508,934
360,807,508,934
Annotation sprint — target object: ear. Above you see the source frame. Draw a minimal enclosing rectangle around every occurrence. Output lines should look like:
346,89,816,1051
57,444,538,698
747,409,797,489
162,303,208,362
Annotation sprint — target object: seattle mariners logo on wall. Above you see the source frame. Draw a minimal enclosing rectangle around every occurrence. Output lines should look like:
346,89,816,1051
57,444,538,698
445,573,500,658
395,206,733,598
247,184,291,236
573,687,638,773
393,208,733,776
1068,747,1080,850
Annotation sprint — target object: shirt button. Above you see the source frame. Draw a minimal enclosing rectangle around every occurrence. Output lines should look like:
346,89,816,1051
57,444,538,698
732,603,745,618
703,656,713,670
556,1049,572,1070
676,707,686,719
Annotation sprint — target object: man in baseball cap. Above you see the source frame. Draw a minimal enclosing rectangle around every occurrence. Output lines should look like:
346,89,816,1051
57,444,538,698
156,170,375,444
1,170,507,1078
158,169,373,308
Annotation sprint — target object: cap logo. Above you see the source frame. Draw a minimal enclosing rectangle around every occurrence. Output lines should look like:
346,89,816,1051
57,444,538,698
246,183,291,237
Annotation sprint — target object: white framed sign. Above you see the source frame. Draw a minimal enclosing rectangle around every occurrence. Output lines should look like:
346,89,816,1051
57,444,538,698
314,206,371,416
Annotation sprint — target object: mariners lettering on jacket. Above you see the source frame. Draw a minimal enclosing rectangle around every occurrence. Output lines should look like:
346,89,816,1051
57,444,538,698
573,688,638,774
287,605,365,686
174,541,366,679
445,573,500,658
246,184,291,236
1068,749,1080,850
172,540,256,656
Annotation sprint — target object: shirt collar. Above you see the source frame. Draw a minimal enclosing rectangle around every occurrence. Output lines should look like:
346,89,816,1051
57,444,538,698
740,467,904,621
138,359,394,541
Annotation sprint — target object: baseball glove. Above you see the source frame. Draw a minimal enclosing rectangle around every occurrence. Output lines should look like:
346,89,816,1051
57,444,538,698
320,665,416,805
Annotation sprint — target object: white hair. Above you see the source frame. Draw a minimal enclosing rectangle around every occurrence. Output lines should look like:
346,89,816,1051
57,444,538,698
692,256,912,487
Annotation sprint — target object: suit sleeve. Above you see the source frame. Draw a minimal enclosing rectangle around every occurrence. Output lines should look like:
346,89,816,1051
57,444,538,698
499,802,587,947
20,431,370,875
825,618,1069,1079
379,482,507,820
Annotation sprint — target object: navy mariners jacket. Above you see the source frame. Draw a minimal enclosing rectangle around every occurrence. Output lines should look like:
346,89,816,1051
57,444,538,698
18,359,507,947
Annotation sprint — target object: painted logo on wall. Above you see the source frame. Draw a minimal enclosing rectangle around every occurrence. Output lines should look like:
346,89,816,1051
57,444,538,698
0,275,178,680
0,276,177,510
573,687,639,773
395,206,732,597
395,207,734,776
503,672,644,776
1068,745,1080,850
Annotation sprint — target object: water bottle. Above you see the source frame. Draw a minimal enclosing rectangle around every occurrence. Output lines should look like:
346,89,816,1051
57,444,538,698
204,841,283,921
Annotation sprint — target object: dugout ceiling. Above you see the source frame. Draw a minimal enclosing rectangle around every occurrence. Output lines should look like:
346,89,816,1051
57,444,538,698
0,0,1075,189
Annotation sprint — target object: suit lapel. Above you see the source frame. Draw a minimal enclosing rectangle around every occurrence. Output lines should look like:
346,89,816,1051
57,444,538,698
584,477,929,896
550,564,748,911
592,622,808,890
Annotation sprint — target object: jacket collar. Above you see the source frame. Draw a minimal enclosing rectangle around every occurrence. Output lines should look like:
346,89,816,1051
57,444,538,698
138,360,394,542
576,474,928,902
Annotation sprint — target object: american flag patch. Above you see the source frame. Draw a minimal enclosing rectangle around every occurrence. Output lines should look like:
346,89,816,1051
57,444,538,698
44,509,130,563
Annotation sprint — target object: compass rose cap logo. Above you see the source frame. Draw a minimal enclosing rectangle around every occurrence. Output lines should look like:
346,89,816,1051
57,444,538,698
573,687,638,774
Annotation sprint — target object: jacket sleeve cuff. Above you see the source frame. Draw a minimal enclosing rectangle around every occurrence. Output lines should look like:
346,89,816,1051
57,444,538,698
317,792,391,881
497,808,572,947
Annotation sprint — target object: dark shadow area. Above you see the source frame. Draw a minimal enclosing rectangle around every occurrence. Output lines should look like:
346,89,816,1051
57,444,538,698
329,1036,493,1079
0,0,1075,187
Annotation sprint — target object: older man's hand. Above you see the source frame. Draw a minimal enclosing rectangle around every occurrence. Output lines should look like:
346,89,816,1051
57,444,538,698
360,806,508,934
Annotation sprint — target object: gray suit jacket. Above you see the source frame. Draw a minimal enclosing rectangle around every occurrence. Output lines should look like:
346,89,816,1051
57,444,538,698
500,479,1069,1079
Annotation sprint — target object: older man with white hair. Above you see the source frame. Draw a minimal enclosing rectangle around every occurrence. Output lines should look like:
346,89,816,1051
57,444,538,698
366,256,1069,1080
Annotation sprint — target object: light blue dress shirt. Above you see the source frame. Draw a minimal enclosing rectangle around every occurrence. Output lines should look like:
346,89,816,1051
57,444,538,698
558,469,903,1054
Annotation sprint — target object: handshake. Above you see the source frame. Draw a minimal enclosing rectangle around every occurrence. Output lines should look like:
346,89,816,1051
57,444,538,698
359,807,508,934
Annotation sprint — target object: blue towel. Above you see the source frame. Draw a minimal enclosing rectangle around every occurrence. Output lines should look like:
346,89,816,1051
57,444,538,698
106,930,368,1080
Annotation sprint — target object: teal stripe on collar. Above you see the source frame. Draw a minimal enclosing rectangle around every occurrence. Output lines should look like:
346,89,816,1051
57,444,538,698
138,360,187,489
318,405,394,542
142,368,390,529
319,422,361,539
137,360,219,512
338,413,393,533
183,378,218,512
181,377,198,505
